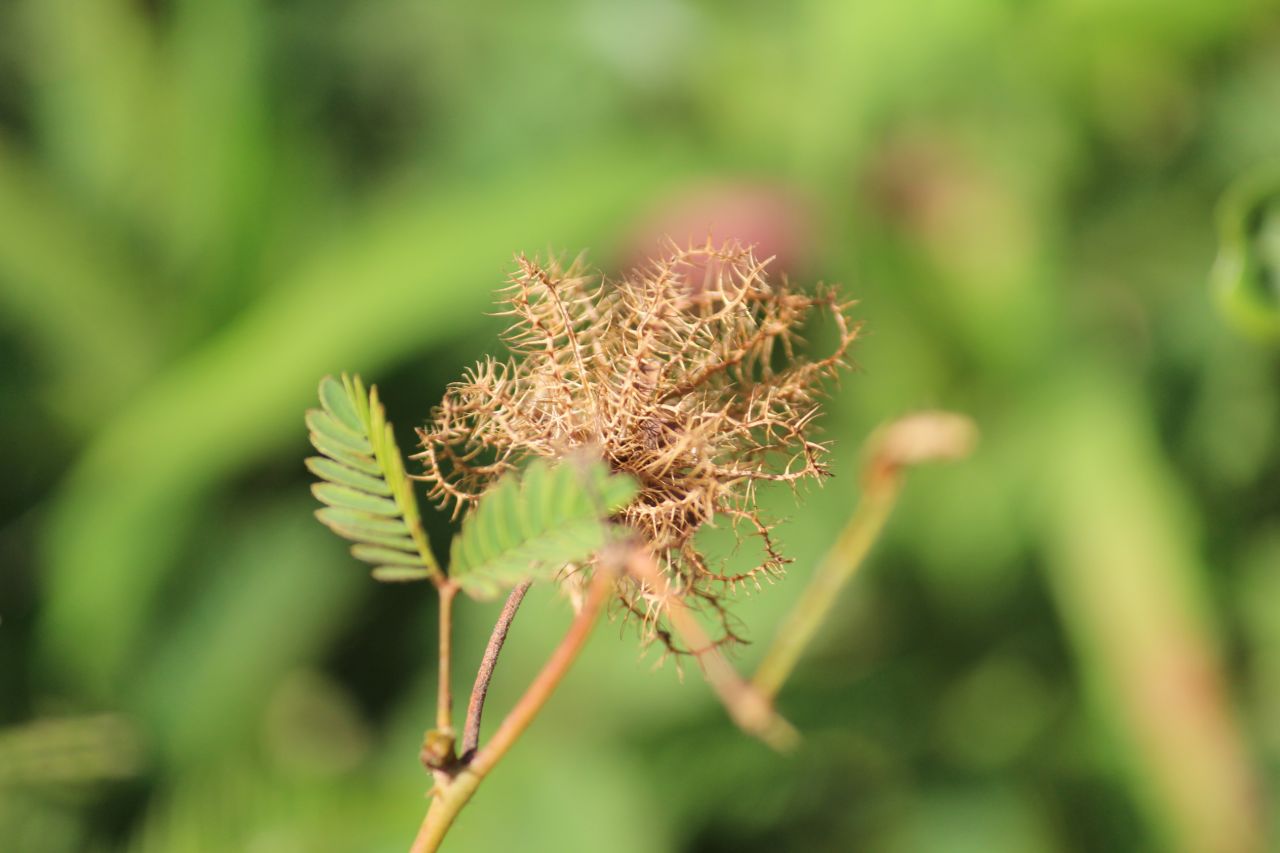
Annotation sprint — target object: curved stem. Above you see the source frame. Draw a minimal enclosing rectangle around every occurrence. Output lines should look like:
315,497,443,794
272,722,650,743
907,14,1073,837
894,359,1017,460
752,411,974,700
626,549,798,751
462,581,532,757
409,571,613,853
469,571,610,776
409,779,476,853
751,464,901,699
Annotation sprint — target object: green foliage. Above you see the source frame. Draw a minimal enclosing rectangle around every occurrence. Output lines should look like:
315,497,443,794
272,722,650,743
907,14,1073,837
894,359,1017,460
306,379,637,593
9,1,1280,850
306,375,441,582
450,457,639,599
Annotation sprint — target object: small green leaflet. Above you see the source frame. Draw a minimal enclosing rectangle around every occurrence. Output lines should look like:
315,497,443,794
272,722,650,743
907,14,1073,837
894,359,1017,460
306,375,441,583
449,457,639,600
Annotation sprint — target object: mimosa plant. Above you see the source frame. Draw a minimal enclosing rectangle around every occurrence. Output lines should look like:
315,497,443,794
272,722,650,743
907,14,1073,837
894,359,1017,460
305,241,974,851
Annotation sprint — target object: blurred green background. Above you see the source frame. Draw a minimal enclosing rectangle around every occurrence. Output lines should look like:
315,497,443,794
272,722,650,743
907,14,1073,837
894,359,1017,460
2,0,1279,850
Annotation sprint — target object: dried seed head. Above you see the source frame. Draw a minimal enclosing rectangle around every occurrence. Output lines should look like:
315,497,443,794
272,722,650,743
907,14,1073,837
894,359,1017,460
415,239,859,653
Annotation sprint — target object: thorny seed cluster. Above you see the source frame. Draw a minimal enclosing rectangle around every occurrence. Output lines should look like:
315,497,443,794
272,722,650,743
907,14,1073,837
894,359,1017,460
415,240,859,654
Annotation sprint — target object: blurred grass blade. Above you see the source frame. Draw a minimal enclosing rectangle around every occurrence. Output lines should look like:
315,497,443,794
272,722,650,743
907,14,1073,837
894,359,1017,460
165,0,271,312
0,136,157,420
1037,370,1265,853
133,501,361,764
23,0,166,234
0,714,141,785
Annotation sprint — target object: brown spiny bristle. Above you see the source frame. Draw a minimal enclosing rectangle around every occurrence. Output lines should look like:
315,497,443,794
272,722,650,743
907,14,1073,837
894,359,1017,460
413,239,859,654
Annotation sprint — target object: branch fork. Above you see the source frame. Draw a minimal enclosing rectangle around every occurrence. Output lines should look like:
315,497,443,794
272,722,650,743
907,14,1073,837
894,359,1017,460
408,411,976,852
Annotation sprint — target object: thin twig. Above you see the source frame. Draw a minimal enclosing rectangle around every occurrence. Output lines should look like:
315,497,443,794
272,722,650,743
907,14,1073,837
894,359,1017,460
469,570,611,777
461,581,532,757
436,584,458,734
626,548,799,751
409,570,614,853
750,467,900,699
752,411,977,699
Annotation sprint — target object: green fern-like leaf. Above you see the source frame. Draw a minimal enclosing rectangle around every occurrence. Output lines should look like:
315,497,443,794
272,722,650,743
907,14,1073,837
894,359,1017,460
450,457,639,599
307,375,442,583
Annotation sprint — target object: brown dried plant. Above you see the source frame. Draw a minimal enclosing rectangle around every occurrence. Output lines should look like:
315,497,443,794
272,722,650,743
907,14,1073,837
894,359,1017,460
415,239,859,655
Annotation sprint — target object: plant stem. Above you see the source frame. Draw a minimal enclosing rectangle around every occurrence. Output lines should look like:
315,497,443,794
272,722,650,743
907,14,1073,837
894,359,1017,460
462,581,532,757
436,584,458,734
751,463,901,699
747,404,988,696
409,571,613,853
750,409,976,701
469,571,609,777
626,548,798,751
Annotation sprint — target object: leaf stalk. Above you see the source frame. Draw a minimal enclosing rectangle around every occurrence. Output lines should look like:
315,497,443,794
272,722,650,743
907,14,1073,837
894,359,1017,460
409,569,614,853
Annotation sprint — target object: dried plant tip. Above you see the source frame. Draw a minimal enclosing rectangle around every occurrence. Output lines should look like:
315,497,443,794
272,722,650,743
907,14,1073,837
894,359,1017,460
416,239,860,653
869,411,978,472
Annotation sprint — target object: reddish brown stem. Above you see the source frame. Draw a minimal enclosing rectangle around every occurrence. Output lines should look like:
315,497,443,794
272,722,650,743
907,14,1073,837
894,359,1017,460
461,581,532,757
409,571,613,853
626,548,798,751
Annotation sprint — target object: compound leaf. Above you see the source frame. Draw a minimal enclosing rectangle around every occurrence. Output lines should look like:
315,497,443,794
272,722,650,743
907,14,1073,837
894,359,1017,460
449,456,638,600
307,375,442,582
